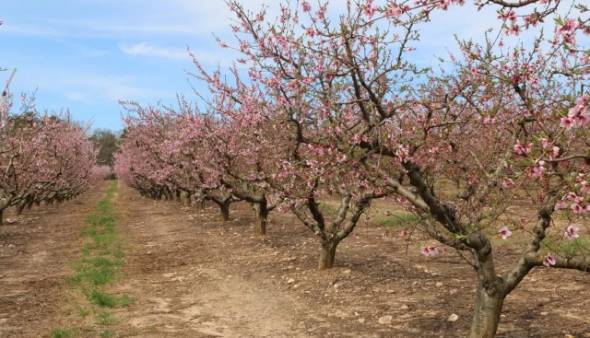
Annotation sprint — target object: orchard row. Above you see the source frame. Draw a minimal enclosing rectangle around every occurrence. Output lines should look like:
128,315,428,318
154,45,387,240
114,1,589,337
0,78,100,224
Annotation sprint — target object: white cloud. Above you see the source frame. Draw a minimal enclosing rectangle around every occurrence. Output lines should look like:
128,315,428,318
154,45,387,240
120,42,190,60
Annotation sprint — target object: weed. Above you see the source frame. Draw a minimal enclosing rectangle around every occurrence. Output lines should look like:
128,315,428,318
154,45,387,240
78,306,90,318
89,289,118,308
51,328,78,338
118,294,134,307
100,330,114,338
96,312,116,325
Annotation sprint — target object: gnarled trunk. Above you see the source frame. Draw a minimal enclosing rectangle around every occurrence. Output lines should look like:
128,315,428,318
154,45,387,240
468,237,506,338
469,283,505,338
212,198,231,221
318,240,339,270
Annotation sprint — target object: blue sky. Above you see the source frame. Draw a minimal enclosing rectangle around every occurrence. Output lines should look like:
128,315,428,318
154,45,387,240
0,1,536,131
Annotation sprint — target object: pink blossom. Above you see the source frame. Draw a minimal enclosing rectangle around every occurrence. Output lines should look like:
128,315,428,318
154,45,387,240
557,19,579,35
364,0,376,18
531,160,546,178
543,253,556,267
421,246,440,257
436,0,451,10
385,3,403,17
571,203,584,214
564,225,580,240
506,24,521,36
554,200,569,211
396,145,410,163
301,1,312,12
498,226,512,240
551,146,560,158
513,141,532,156
556,19,579,46
560,116,574,129
501,178,515,189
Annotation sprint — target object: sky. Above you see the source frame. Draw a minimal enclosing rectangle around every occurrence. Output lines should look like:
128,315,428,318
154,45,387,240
0,1,539,131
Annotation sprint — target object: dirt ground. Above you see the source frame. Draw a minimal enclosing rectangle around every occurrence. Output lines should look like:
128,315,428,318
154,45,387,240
0,187,103,337
1,182,589,337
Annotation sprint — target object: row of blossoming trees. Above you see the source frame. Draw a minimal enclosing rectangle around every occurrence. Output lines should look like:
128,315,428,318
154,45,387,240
0,73,97,224
115,1,588,337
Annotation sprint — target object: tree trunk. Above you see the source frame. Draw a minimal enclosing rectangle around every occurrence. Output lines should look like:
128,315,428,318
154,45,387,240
469,283,506,338
318,240,338,270
16,204,25,216
219,201,231,221
0,209,3,225
256,198,269,236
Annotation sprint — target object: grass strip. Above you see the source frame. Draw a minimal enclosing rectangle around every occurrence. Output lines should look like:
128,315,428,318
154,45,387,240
52,181,132,337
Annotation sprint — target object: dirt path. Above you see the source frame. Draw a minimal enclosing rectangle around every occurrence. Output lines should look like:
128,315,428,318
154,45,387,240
110,184,590,338
0,186,105,337
111,184,309,337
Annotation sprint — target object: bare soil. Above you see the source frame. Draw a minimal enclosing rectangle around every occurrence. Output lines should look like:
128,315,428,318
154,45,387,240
1,182,589,337
0,187,103,337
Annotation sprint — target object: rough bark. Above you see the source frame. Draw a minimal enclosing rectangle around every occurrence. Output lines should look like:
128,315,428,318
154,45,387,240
468,234,506,338
318,240,338,270
469,283,506,338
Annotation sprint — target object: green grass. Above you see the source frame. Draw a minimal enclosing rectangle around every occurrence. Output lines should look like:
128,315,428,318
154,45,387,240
371,211,421,228
100,330,114,338
89,289,118,308
321,201,340,214
78,306,90,318
551,237,590,257
52,180,129,337
118,294,135,307
51,328,78,338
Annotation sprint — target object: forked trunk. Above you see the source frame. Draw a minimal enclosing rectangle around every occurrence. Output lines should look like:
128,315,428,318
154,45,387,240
318,240,338,270
469,283,505,338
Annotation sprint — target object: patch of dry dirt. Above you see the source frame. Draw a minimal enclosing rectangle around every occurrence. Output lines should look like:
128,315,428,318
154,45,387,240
0,186,105,337
111,184,309,337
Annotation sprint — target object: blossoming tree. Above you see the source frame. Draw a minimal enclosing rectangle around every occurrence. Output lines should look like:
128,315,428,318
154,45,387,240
0,80,96,223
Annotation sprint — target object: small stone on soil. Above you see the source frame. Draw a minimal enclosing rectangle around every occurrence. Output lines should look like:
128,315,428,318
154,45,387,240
378,315,393,325
447,313,459,322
